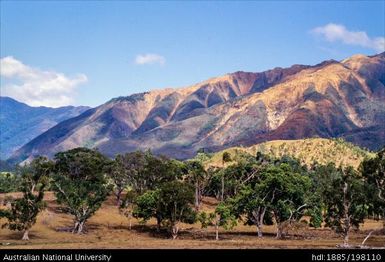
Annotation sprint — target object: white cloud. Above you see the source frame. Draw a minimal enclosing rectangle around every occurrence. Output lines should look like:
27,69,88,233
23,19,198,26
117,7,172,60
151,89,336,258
311,23,385,53
135,53,166,65
0,56,87,107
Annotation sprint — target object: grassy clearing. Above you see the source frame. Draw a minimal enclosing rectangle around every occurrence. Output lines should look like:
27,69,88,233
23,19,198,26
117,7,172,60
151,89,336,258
0,192,383,249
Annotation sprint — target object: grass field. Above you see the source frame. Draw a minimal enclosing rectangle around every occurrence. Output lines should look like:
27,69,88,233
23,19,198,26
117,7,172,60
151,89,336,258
0,192,384,249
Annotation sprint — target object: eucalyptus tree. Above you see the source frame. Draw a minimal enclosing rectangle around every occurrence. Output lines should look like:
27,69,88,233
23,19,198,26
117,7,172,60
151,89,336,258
51,148,111,234
0,157,51,240
360,148,385,224
221,152,232,201
119,190,137,230
198,202,237,240
185,160,207,210
133,181,196,239
257,163,311,239
230,162,311,239
231,184,271,238
318,165,368,246
105,155,130,205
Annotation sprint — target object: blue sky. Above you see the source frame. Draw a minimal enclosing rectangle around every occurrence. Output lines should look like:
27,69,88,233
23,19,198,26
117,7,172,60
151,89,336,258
1,1,384,107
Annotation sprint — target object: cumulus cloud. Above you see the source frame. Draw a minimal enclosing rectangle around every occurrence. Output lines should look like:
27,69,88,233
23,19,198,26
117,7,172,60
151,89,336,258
135,53,166,65
0,56,87,107
311,23,385,53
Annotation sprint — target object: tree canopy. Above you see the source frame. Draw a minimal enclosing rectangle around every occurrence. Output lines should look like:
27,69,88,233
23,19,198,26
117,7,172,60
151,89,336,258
51,148,111,234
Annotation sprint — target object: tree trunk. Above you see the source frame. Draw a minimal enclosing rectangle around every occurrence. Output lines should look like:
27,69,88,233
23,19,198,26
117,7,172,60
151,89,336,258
171,223,179,240
276,223,283,239
198,190,203,206
221,176,224,201
73,220,85,234
72,221,79,234
342,181,350,246
156,217,161,232
343,231,349,247
22,229,29,240
276,227,282,239
116,193,121,206
215,223,219,241
77,221,84,234
257,225,263,238
215,213,220,240
255,207,266,238
129,218,132,230
195,182,200,211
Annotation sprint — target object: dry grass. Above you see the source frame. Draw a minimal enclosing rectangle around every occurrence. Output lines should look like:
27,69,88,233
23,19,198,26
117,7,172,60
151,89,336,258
206,138,374,169
0,192,384,249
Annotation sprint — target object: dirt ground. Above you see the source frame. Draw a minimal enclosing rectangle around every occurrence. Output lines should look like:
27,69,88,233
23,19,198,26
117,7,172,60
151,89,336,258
0,192,384,249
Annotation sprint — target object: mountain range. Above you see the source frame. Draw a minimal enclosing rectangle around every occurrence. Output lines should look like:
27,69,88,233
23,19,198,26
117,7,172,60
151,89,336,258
7,52,385,163
0,97,89,159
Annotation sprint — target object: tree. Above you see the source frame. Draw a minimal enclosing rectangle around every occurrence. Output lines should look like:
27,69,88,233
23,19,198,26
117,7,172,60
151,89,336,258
0,172,21,193
185,160,207,210
198,202,237,240
231,185,270,238
206,167,224,199
0,157,51,240
105,156,130,206
133,189,162,231
158,181,196,239
259,164,311,239
51,148,110,234
221,152,232,201
133,181,196,239
119,190,137,230
118,151,147,194
117,151,183,194
208,153,260,201
137,152,182,193
320,165,368,246
360,148,385,224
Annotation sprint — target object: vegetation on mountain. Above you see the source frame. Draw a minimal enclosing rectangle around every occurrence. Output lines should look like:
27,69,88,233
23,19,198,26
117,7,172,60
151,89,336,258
207,138,374,170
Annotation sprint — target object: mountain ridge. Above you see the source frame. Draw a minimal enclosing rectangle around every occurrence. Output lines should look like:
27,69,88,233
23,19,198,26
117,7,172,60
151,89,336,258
0,96,90,159
9,52,385,163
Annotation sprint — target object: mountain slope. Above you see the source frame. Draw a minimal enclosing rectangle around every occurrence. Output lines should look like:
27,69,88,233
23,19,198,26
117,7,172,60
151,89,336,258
0,97,90,159
9,53,385,162
205,138,375,170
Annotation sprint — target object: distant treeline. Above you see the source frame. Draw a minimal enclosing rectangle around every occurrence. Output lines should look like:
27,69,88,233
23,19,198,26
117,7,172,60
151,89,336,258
0,147,384,247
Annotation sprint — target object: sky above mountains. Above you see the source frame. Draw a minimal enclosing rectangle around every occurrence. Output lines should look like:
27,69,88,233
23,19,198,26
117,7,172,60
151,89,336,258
1,1,384,108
